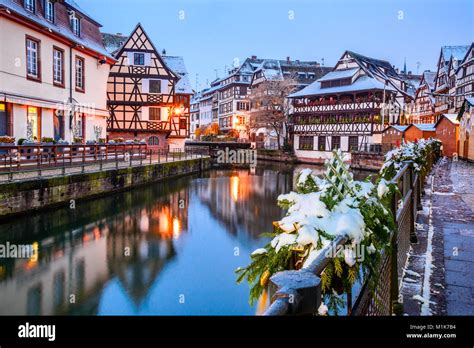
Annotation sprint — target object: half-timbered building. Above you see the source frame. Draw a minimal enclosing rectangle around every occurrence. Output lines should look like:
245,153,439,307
408,71,437,123
433,46,470,118
454,43,474,112
288,51,411,162
104,24,192,149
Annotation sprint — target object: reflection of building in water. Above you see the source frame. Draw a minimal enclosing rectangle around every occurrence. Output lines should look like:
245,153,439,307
0,185,190,315
0,225,109,315
194,167,294,243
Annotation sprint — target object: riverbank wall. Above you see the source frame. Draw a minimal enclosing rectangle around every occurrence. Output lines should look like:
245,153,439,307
0,157,210,219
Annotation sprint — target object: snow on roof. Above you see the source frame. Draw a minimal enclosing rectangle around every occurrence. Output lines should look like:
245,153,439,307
423,71,437,90
162,56,193,94
288,75,395,98
102,33,128,56
386,125,408,133
442,45,470,62
0,0,114,59
64,0,95,22
442,114,460,124
317,68,358,82
410,123,436,132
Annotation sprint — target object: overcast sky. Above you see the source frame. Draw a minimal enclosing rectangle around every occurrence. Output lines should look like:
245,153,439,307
79,0,474,91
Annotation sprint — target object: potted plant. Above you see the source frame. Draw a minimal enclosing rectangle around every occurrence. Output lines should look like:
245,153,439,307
0,136,15,155
41,137,55,158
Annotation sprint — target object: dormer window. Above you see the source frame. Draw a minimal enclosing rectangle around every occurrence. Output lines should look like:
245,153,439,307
44,0,55,22
70,12,81,36
25,0,35,13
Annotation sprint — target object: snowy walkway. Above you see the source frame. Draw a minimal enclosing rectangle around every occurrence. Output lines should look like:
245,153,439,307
399,158,474,316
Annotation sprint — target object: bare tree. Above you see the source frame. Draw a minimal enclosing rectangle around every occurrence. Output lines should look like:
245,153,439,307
246,75,298,150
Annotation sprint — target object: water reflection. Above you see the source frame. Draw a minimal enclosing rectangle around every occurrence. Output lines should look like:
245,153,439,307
0,162,371,315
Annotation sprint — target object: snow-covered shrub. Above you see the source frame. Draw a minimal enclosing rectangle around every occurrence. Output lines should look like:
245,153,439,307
236,150,396,311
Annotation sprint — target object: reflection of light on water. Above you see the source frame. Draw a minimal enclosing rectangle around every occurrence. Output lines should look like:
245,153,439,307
172,217,181,239
140,210,149,232
30,242,38,263
255,289,270,315
230,176,239,202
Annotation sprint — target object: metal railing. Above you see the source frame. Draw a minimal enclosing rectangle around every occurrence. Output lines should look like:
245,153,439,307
263,151,438,316
0,144,206,182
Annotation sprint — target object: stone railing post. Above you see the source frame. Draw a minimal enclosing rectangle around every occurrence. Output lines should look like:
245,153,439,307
266,270,321,315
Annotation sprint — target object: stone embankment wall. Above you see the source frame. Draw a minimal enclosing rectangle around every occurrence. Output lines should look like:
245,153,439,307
0,158,210,219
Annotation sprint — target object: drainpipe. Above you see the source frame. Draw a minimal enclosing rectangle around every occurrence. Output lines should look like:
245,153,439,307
69,45,73,139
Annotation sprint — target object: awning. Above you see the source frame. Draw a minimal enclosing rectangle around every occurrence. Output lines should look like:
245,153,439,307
1,93,110,117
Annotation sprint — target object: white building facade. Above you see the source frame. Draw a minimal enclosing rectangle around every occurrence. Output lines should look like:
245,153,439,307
0,0,115,143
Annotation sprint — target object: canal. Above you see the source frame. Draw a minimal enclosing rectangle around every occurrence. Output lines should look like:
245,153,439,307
0,162,371,316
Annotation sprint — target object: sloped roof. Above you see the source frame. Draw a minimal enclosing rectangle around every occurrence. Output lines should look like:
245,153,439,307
288,75,396,98
0,0,114,59
408,123,436,132
442,45,470,62
423,71,437,90
435,114,459,127
162,56,193,94
383,125,408,133
317,68,358,82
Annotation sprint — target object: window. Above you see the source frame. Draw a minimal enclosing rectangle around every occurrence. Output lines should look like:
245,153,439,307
149,80,161,94
24,0,35,13
331,136,341,150
75,56,85,92
148,136,160,146
53,47,64,87
179,119,187,129
134,53,145,66
299,136,314,150
349,136,359,151
27,106,40,140
75,115,83,137
70,13,81,36
318,136,326,151
44,0,55,22
26,37,40,81
149,107,161,121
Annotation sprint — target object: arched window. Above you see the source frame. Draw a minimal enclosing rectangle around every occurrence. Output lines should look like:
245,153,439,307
148,136,159,146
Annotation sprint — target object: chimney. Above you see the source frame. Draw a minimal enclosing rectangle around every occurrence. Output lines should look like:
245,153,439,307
296,60,300,64
408,71,412,76
287,56,291,63
395,68,400,74
251,55,257,60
